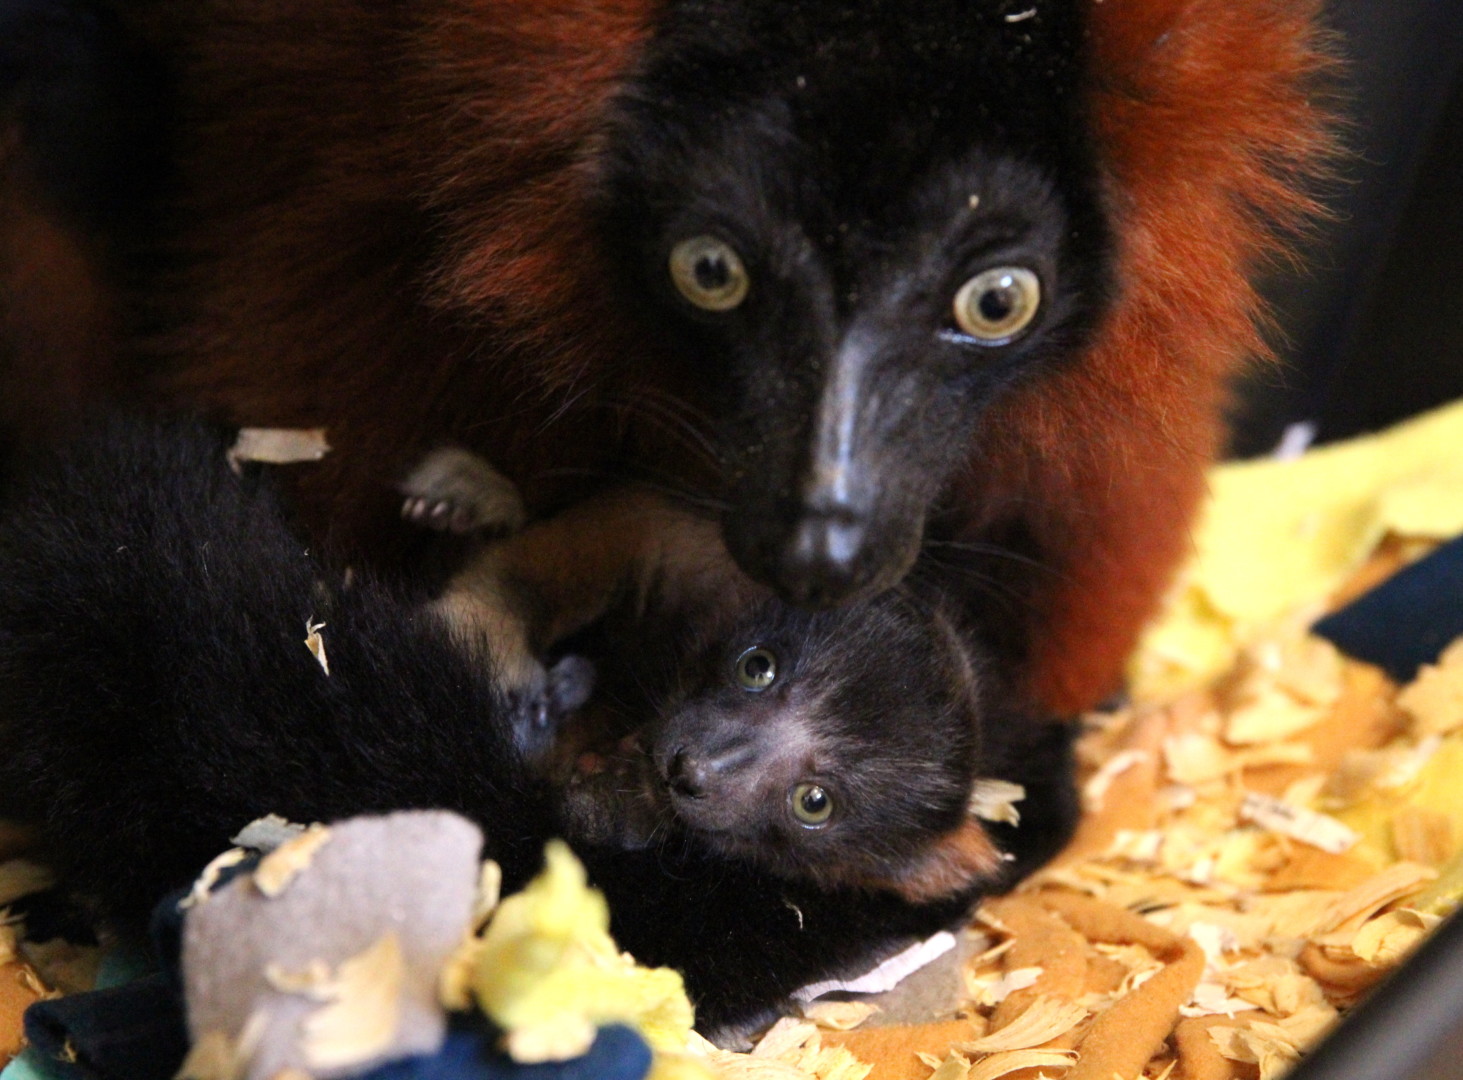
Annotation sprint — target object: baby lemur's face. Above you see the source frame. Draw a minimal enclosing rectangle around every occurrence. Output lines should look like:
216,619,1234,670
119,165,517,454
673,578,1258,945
561,592,1009,902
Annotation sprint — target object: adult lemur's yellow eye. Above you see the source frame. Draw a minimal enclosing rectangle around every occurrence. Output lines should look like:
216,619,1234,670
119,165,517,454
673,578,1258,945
669,236,749,311
791,782,833,827
952,266,1040,342
734,646,777,690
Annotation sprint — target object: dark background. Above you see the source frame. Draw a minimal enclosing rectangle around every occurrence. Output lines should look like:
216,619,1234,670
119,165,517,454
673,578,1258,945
1229,0,1463,457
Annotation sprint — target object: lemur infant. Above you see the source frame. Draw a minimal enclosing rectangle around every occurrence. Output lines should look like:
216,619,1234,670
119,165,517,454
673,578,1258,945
402,448,1026,902
0,418,1077,1036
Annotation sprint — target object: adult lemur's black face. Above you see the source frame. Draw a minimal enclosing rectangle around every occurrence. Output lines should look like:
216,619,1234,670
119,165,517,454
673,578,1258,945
599,0,1110,606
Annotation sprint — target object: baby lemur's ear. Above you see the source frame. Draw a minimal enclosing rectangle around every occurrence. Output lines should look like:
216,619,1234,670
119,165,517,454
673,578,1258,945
879,819,1005,904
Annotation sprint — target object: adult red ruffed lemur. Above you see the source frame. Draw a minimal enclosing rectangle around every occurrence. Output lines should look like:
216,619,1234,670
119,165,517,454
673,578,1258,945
2,0,1335,719
0,0,1334,1038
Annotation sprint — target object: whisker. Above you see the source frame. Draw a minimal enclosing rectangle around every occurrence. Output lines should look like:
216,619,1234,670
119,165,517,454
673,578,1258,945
920,537,1059,577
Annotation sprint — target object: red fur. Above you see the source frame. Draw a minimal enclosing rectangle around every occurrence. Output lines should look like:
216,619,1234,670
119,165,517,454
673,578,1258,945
11,0,1335,712
132,1,659,553
0,121,121,448
957,0,1337,712
876,819,1005,903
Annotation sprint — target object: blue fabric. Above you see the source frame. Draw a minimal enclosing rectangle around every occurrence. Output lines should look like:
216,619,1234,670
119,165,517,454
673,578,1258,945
1313,533,1463,682
359,1023,652,1080
21,975,187,1080
0,1048,60,1080
9,901,187,1080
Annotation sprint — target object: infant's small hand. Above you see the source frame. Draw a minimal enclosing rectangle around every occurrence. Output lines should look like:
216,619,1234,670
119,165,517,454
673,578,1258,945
399,447,526,534
509,655,597,765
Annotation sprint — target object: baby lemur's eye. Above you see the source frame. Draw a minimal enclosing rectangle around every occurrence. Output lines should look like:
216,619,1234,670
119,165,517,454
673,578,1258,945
734,646,777,690
669,236,749,311
791,782,833,827
952,266,1041,343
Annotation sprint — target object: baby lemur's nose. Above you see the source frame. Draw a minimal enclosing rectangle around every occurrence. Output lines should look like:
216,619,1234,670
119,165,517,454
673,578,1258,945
665,743,754,799
667,749,711,799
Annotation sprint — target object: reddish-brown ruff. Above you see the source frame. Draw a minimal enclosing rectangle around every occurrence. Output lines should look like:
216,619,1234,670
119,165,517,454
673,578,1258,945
0,120,122,451
21,0,1335,715
962,0,1335,713
132,1,661,553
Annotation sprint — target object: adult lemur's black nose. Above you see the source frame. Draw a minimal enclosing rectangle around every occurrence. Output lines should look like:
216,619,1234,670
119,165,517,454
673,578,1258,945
733,499,921,609
772,511,869,607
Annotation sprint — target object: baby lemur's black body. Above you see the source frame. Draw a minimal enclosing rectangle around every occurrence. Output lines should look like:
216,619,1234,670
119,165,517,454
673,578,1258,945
0,418,1078,1037
407,450,1022,901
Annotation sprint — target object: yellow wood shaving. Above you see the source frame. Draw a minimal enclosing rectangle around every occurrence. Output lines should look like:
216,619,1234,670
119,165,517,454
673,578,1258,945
1238,743,1318,771
704,1054,814,1080
1348,907,1441,965
1279,1004,1339,1048
968,936,1015,967
1162,736,1315,786
254,824,333,898
1208,1022,1301,1080
1390,806,1454,866
1248,889,1347,940
923,1052,972,1080
177,1010,269,1080
800,1001,879,1031
473,859,503,931
968,780,1025,825
1224,956,1326,1016
301,932,404,1071
966,1048,1077,1080
955,997,1087,1052
227,428,331,469
966,966,1043,1007
304,619,330,677
1315,862,1435,934
179,848,249,910
751,1018,819,1059
1083,750,1149,811
175,1030,241,1080
1326,737,1440,804
1255,634,1345,707
263,958,335,999
1397,638,1463,737
1225,686,1326,745
784,1040,871,1080
1238,793,1359,854
1163,734,1234,786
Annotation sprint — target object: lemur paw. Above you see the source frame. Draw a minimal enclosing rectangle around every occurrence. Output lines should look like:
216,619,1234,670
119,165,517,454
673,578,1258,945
399,447,527,535
510,655,596,765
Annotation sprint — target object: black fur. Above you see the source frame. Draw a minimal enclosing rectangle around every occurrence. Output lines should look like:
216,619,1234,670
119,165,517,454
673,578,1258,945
0,0,168,236
0,416,1078,1038
566,592,987,891
602,0,1111,604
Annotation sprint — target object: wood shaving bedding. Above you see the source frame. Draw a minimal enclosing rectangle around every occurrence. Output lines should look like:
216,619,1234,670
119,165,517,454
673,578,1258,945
740,540,1463,1080
0,556,1456,1080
